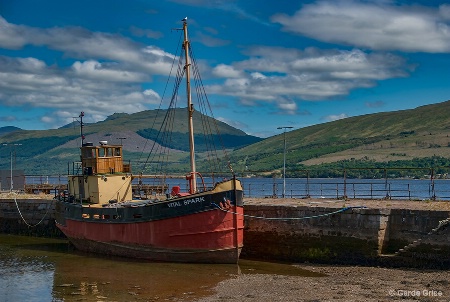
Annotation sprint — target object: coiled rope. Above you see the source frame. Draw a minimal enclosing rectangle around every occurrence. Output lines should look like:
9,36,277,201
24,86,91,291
212,202,366,220
13,193,52,227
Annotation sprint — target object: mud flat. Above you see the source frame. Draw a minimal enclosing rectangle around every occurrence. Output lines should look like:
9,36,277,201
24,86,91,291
195,263,450,302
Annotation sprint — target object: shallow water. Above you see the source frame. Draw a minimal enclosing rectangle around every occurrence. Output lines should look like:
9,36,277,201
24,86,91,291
0,234,323,301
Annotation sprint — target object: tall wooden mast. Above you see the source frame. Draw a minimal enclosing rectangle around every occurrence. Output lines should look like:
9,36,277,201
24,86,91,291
182,19,197,193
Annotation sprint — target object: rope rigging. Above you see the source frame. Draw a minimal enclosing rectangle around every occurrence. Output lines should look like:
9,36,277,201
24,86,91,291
138,26,235,180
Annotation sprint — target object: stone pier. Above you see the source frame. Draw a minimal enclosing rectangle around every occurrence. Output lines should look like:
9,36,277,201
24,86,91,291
242,198,450,268
0,198,63,237
1,196,449,268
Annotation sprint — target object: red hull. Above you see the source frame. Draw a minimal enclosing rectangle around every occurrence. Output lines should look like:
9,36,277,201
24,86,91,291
57,206,244,263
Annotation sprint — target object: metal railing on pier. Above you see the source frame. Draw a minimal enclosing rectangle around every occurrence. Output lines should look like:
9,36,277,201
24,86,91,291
243,179,450,200
239,167,450,201
18,166,450,201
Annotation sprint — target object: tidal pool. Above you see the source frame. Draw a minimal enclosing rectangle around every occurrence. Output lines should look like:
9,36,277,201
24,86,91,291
0,234,323,301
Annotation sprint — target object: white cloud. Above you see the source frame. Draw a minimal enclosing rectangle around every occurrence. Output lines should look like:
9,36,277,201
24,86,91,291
217,116,248,130
0,17,170,128
207,46,410,112
322,113,348,122
143,89,160,99
0,17,28,49
277,98,297,112
0,56,162,127
212,64,243,78
250,72,266,80
440,4,450,20
71,60,148,82
272,0,450,53
0,16,175,75
40,115,54,124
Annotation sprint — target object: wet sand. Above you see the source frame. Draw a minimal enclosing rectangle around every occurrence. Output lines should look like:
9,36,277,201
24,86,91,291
196,263,450,302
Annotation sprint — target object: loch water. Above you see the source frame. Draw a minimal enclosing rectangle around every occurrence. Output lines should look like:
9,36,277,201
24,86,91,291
0,234,322,301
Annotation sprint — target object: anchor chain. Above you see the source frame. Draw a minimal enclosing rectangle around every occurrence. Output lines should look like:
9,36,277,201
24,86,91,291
395,217,450,255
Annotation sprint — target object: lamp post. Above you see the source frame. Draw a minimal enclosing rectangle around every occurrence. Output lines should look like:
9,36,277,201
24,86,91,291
2,143,22,192
117,137,126,145
277,126,293,198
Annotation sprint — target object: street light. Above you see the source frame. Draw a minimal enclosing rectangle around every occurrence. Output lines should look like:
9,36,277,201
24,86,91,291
2,143,22,192
277,126,293,198
117,137,126,145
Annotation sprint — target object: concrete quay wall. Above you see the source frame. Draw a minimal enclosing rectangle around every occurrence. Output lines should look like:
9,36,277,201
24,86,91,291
242,204,450,268
0,199,63,237
1,198,449,268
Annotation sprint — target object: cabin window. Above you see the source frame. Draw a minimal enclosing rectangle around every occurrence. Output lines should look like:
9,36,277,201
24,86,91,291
83,148,96,158
114,148,121,156
100,147,110,157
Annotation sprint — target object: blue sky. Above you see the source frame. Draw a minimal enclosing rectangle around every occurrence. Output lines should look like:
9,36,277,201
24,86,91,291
1,0,450,138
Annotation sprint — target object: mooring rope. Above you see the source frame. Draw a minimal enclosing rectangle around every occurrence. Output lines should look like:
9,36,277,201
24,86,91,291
13,193,53,227
212,202,366,220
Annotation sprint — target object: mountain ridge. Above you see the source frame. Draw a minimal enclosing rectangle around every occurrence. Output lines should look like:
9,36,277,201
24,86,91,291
227,100,450,173
0,108,262,174
1,100,450,175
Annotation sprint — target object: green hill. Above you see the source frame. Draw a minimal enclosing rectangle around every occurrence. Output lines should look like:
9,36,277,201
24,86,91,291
0,108,261,175
0,126,22,136
228,100,450,175
1,100,450,176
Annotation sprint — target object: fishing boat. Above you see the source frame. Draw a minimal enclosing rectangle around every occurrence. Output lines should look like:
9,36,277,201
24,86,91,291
54,18,244,263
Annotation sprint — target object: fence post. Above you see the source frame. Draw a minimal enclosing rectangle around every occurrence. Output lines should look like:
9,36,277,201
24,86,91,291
430,168,436,200
306,170,310,198
384,168,389,199
408,183,411,200
343,169,347,199
272,182,277,198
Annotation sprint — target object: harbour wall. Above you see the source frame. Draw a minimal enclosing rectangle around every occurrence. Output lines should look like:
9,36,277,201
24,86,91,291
242,204,450,268
0,199,63,238
1,199,449,268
